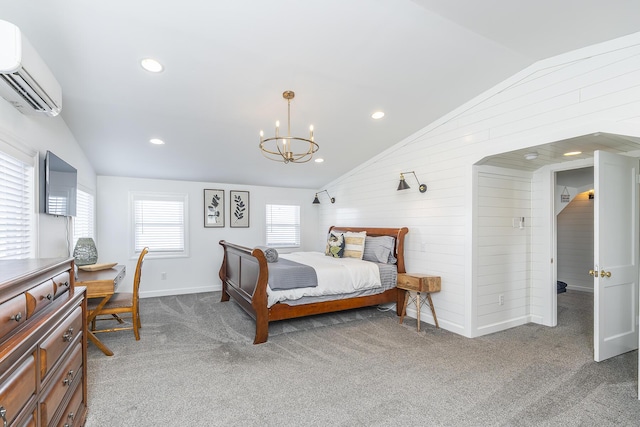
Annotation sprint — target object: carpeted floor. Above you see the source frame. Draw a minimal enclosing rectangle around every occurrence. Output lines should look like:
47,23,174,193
85,290,640,426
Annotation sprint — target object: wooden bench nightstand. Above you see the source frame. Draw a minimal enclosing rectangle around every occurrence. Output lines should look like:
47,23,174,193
397,273,441,331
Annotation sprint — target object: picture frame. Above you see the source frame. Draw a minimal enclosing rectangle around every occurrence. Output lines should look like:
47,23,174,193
230,190,249,228
204,189,225,227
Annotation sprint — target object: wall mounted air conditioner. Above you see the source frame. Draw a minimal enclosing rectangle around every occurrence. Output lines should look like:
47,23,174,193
0,20,62,117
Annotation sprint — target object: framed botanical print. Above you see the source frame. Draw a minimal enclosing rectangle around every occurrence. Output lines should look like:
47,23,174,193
204,189,224,227
230,190,249,228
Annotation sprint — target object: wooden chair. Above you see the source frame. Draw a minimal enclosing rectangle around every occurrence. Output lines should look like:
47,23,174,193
89,247,148,340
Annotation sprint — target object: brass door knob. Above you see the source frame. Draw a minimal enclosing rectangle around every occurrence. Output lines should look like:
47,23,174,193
588,269,596,277
600,270,611,278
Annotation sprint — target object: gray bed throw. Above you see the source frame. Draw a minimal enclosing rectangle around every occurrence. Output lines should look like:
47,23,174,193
255,246,279,263
267,258,318,290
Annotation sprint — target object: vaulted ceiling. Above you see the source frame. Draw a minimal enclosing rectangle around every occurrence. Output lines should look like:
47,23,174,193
2,1,640,188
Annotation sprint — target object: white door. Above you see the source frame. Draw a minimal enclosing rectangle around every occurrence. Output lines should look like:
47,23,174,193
593,150,639,362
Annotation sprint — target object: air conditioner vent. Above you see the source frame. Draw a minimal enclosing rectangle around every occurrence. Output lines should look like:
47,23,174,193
0,20,62,117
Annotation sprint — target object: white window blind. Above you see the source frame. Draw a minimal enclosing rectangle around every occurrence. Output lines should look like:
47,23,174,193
73,189,95,247
132,192,188,255
0,150,34,259
265,204,300,247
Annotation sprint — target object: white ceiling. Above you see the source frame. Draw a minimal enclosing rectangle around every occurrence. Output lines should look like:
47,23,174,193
2,1,640,189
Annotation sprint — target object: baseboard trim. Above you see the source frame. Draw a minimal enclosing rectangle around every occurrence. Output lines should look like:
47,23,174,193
140,284,222,299
475,315,531,337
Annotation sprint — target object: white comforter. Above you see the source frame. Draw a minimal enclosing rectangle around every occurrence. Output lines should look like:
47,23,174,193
267,252,381,307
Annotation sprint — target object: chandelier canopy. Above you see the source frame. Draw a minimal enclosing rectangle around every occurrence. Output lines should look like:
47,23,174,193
259,90,319,163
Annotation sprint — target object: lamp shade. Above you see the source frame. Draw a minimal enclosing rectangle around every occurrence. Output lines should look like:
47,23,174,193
312,194,320,204
73,237,98,266
397,175,410,191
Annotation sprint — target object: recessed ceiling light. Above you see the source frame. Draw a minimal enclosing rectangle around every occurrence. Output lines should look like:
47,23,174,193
524,152,538,160
314,158,324,163
371,111,385,120
150,138,165,145
141,58,164,73
564,151,582,156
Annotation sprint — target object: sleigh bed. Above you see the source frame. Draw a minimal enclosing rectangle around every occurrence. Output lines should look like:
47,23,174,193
219,226,409,344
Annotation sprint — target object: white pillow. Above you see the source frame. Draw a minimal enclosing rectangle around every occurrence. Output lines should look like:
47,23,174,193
343,231,367,259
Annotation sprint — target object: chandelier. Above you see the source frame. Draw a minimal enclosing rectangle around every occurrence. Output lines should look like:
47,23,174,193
259,90,319,163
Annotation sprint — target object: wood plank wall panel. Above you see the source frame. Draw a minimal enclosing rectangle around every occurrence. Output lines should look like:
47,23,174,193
317,33,640,337
476,170,531,329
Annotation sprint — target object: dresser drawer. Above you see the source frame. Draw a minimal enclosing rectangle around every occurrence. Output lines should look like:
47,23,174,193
16,409,36,427
0,355,36,426
56,379,83,427
40,344,82,426
52,272,72,299
397,273,441,293
40,306,83,380
0,293,27,340
25,280,55,318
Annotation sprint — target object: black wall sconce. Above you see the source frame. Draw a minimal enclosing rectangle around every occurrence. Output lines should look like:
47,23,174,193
397,171,427,193
313,190,335,204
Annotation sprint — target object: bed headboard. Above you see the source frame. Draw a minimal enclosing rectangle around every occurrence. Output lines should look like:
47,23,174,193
328,226,409,274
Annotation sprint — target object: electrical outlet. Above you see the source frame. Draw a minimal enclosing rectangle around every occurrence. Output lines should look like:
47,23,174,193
498,294,504,305
161,272,167,280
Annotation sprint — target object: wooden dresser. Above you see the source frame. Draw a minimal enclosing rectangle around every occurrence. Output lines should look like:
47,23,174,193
0,258,87,427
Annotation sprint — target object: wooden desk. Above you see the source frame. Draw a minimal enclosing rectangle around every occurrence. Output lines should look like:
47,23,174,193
397,273,440,332
76,265,126,356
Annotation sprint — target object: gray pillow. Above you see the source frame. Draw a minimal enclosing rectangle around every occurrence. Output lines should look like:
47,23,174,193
255,246,278,262
362,236,396,264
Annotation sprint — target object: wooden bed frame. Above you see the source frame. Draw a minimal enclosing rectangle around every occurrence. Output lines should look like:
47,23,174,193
218,226,409,344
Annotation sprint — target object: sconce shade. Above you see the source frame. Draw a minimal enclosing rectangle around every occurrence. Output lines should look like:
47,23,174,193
73,237,98,266
312,194,321,204
397,175,411,191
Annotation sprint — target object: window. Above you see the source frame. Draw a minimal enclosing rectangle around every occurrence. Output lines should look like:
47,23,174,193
0,147,35,259
73,188,95,247
131,192,188,257
265,204,300,247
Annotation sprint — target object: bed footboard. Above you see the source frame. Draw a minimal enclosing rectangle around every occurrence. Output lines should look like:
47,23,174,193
219,240,270,344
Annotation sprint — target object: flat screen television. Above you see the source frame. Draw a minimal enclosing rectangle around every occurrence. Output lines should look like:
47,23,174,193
44,150,77,217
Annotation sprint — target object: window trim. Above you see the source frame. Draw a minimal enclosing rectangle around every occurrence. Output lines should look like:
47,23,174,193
129,191,189,260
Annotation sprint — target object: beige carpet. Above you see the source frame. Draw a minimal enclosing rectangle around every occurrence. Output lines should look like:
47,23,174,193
85,290,640,426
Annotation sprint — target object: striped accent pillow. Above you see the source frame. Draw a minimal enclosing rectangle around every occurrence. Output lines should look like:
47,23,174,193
343,231,367,259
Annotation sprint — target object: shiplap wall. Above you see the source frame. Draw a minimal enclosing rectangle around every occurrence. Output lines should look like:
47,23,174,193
318,32,640,337
557,191,594,292
476,167,531,332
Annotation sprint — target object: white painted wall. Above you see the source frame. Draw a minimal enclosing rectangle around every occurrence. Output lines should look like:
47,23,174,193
557,191,594,292
319,32,640,337
0,97,96,259
96,176,319,297
475,166,531,334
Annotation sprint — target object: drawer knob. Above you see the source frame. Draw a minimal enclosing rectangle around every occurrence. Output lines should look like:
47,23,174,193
62,327,74,342
62,378,71,386
1,406,7,427
41,293,53,301
68,412,75,421
62,281,69,287
9,312,22,322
